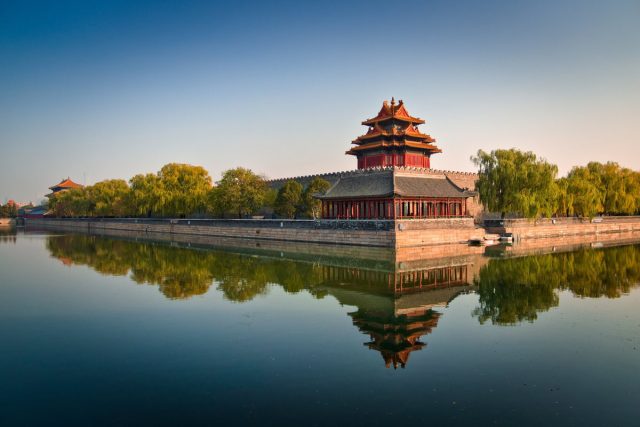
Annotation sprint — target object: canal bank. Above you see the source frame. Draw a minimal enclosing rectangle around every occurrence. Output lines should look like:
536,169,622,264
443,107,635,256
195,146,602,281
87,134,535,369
26,217,482,248
26,216,640,248
485,216,640,240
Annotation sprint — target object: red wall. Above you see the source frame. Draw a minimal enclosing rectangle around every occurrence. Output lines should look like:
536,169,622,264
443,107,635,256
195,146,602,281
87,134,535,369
359,153,430,169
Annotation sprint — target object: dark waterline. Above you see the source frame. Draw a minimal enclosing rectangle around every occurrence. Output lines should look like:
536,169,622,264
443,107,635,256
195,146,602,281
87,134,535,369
1,230,639,426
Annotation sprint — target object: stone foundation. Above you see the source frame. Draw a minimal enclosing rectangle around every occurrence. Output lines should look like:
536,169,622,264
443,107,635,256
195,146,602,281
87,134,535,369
486,217,640,240
27,217,479,248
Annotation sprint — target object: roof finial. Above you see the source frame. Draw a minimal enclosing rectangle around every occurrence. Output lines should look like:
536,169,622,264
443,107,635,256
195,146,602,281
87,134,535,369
391,96,395,106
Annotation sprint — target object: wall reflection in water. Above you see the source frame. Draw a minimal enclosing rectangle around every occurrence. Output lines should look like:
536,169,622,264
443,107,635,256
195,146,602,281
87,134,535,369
45,233,640,368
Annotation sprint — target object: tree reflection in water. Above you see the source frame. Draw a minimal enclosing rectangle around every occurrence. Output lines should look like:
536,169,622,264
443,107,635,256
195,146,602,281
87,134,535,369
45,234,640,366
0,227,17,244
46,234,329,300
473,245,640,325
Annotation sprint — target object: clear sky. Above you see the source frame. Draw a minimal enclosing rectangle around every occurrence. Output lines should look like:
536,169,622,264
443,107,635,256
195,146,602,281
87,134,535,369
1,0,639,203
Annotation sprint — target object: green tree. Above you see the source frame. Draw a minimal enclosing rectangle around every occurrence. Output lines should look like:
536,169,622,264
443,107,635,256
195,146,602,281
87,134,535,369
565,166,603,218
210,167,267,218
1,202,18,218
556,162,640,218
555,177,573,217
274,180,303,219
472,149,558,218
263,188,278,211
626,169,640,214
158,163,212,217
49,188,92,217
300,177,331,218
129,173,165,217
89,179,131,217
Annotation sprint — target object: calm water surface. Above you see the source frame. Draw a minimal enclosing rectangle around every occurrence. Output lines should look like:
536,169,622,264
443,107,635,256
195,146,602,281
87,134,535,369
1,230,639,426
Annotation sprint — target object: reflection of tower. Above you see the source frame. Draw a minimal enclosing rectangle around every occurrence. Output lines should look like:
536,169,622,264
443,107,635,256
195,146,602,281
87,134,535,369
351,307,440,369
321,262,475,369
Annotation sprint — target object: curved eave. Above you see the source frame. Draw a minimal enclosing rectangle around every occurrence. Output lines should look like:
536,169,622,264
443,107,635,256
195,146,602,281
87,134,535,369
316,192,469,200
353,132,435,144
361,116,425,126
315,193,394,200
393,191,467,198
347,141,442,153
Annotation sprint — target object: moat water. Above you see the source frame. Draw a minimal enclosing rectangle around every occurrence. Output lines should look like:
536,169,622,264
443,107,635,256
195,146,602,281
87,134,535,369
1,229,639,426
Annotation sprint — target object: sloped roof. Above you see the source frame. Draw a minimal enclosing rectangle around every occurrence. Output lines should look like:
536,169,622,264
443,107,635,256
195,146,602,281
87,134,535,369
352,122,436,144
317,169,473,200
319,170,394,199
395,176,468,198
49,178,83,190
362,98,425,126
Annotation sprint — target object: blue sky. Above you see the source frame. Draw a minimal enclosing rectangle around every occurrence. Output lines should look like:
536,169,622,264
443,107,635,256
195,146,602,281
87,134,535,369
1,0,639,203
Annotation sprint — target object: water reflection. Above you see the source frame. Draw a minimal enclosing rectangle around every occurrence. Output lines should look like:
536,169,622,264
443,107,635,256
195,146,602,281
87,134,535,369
0,226,17,243
46,234,478,368
473,245,640,325
45,233,640,367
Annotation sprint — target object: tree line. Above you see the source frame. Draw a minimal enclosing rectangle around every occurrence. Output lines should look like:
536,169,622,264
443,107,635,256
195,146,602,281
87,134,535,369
48,163,331,219
473,149,640,218
0,202,19,218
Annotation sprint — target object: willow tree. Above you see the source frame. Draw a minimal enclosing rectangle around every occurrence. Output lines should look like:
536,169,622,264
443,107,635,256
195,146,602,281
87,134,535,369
555,177,573,217
158,163,212,217
89,179,131,217
587,162,639,215
49,187,92,217
565,166,603,218
129,173,164,217
472,149,558,218
210,167,268,218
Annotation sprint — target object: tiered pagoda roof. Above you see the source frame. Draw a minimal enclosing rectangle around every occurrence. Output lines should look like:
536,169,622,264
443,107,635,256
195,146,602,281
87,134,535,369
352,308,440,369
347,98,442,157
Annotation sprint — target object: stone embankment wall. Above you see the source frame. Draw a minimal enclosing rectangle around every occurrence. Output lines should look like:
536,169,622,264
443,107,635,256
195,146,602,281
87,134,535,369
30,218,394,247
28,217,480,248
499,230,640,258
394,218,482,247
486,216,640,240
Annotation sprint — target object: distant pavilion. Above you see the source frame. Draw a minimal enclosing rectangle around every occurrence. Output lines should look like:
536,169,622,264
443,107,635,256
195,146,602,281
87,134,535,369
46,178,83,199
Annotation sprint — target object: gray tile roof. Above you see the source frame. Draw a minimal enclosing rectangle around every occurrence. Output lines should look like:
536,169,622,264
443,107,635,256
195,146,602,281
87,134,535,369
395,175,468,198
317,170,472,199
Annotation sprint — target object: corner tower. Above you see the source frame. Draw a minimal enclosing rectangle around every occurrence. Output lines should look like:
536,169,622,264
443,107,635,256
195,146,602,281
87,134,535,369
347,98,441,169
